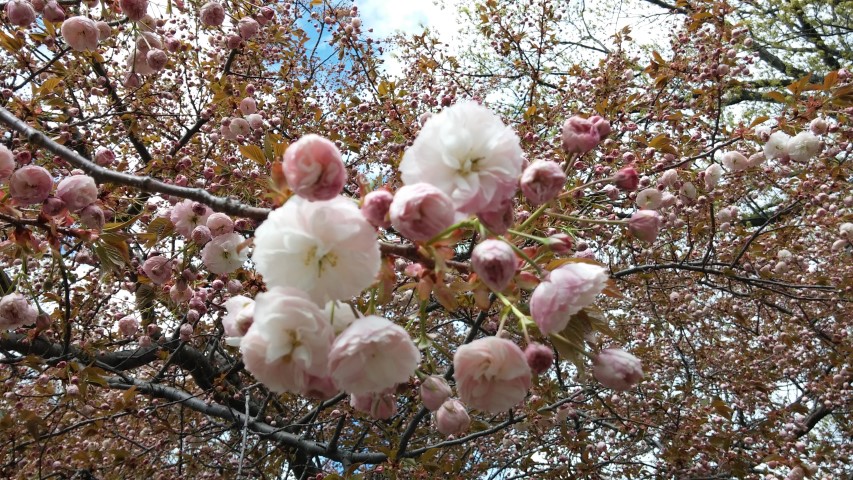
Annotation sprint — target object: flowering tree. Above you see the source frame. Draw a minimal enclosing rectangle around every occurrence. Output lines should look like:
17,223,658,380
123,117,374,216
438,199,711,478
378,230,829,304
0,0,851,478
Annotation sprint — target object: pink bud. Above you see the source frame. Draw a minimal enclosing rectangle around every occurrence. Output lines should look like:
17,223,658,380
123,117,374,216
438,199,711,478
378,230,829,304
282,134,347,201
56,174,98,211
146,48,167,71
229,117,250,137
350,391,397,420
179,323,193,341
5,0,36,27
471,239,516,292
206,212,234,236
589,116,611,138
246,113,264,130
0,145,14,179
94,147,115,166
120,0,148,21
524,342,554,375
42,1,64,22
613,166,639,191
0,292,38,331
239,97,257,115
561,116,602,154
361,190,393,228
199,1,224,26
390,183,455,242
435,399,471,436
628,210,661,243
809,117,828,135
476,198,514,235
66,384,80,396
237,17,260,39
96,21,111,39
41,197,67,218
79,204,105,230
520,160,566,205
117,316,139,338
169,283,192,303
420,375,452,411
142,255,172,285
61,16,99,52
592,348,643,391
9,165,53,205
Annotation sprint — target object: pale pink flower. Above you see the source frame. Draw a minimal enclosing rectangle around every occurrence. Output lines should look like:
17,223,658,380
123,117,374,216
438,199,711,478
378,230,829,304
239,97,257,115
453,337,531,413
613,166,639,191
56,174,97,211
520,160,566,205
524,343,553,375
222,295,254,345
840,222,853,239
95,21,111,39
721,151,748,172
237,17,260,39
201,232,248,275
5,0,36,26
240,287,334,395
42,1,64,22
61,16,99,51
350,390,397,420
199,1,224,26
592,348,644,391
747,152,764,168
170,199,212,237
252,195,380,304
117,316,138,338
476,197,514,234
390,183,455,241
628,210,662,243
399,101,523,214
94,147,115,166
79,204,105,230
246,113,264,130
471,239,516,292
179,323,193,341
120,0,147,21
0,145,14,179
229,118,250,137
191,225,212,245
146,48,167,71
9,165,53,205
329,315,421,395
787,131,821,162
0,293,37,330
283,134,347,201
809,118,828,135
635,188,662,210
323,301,359,334
763,131,790,160
169,283,193,304
657,169,678,188
142,255,172,285
304,375,339,400
435,399,471,436
361,190,393,228
561,116,603,154
704,163,723,190
420,375,452,411
529,263,609,335
206,212,234,236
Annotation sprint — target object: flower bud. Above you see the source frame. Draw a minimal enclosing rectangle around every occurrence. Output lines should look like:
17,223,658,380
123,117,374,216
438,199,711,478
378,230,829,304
56,174,98,211
350,391,397,420
42,1,64,22
146,48,168,71
628,210,661,243
0,145,14,179
10,165,53,205
142,255,172,285
471,239,516,292
41,197,67,218
120,0,148,21
435,399,471,436
282,134,346,201
524,342,553,375
809,117,828,135
95,21,111,39
237,17,260,39
613,166,639,191
199,1,224,27
592,348,643,391
79,204,105,230
117,316,139,338
390,183,455,241
420,375,452,411
561,116,603,154
94,147,115,166
61,16,100,52
5,0,36,27
361,190,393,228
589,116,611,138
179,323,193,341
520,160,566,205
206,212,234,236
476,198,514,235
169,284,193,304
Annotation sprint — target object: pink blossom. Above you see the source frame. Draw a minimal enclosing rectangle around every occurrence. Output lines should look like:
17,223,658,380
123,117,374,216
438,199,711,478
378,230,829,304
237,17,260,39
96,21,111,39
721,151,749,172
191,225,212,245
763,131,790,160
239,97,257,115
79,204,105,230
42,1,64,22
229,118,250,137
179,323,193,341
590,116,611,138
787,131,821,163
561,116,603,154
303,375,339,400
56,174,98,211
5,0,36,26
0,145,14,179
476,198,514,235
435,399,471,436
524,343,553,375
809,118,828,135
246,114,264,130
453,337,531,413
61,16,99,51
120,0,147,21
9,165,53,205
142,255,172,285
0,293,38,330
206,212,234,236
361,190,393,228
704,164,723,190
350,390,397,420
658,169,678,188
529,263,609,335
282,134,347,201
592,348,644,391
199,1,224,27
329,316,421,395
117,316,139,338
170,199,212,237
201,232,248,275
169,283,193,304
94,147,115,166
390,183,455,242
628,210,662,243
635,188,662,210
146,49,168,71
420,375,452,411
222,295,254,342
613,166,639,191
471,239,516,292
520,160,566,205
41,197,66,218
240,287,334,395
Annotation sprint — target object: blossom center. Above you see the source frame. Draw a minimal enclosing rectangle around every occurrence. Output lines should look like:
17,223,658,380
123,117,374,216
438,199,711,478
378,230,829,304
459,156,484,175
303,245,338,275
